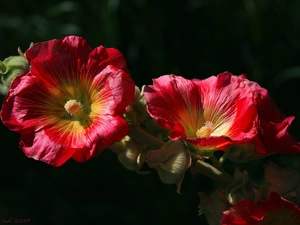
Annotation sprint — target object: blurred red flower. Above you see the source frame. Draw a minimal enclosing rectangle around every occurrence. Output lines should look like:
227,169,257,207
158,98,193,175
222,192,300,225
0,36,135,166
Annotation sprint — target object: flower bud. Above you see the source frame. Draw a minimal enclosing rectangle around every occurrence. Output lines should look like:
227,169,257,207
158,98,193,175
133,85,142,101
128,86,148,125
109,136,146,171
198,189,231,225
146,140,191,193
0,55,29,95
226,168,262,205
263,161,300,203
127,85,171,139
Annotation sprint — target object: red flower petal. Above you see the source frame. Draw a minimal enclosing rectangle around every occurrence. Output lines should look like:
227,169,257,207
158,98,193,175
20,130,77,167
144,74,202,137
92,65,135,115
62,36,92,64
26,36,92,66
261,192,300,224
25,39,81,89
222,199,264,225
0,75,49,133
222,192,300,225
86,46,129,76
71,115,129,163
255,117,300,154
242,77,300,155
106,48,129,73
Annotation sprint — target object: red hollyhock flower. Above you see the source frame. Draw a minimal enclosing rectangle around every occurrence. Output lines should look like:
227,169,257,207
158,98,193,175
222,192,300,225
143,72,258,151
144,72,300,156
0,36,135,166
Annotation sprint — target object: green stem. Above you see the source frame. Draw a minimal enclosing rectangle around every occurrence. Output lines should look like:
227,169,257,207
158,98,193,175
194,160,233,186
128,125,165,149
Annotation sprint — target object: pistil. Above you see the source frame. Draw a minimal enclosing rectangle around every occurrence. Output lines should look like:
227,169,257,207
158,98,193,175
64,99,83,117
196,121,214,138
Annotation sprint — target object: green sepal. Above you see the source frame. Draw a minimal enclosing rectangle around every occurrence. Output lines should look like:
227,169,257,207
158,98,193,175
0,55,29,95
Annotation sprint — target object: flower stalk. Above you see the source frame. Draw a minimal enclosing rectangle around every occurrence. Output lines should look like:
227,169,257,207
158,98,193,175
128,125,165,149
194,159,233,186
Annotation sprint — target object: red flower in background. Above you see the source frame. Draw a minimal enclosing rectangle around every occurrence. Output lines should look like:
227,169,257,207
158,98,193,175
143,72,258,152
222,192,300,225
0,36,135,166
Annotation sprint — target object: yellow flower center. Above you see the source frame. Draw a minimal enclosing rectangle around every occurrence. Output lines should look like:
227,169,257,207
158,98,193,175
196,121,214,138
64,99,83,117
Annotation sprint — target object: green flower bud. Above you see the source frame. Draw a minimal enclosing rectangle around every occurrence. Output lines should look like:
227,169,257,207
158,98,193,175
0,55,29,95
126,85,171,140
226,168,262,205
109,136,148,173
146,140,191,193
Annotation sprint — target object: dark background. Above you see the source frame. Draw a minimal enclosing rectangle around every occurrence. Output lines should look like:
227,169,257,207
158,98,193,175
1,0,300,224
